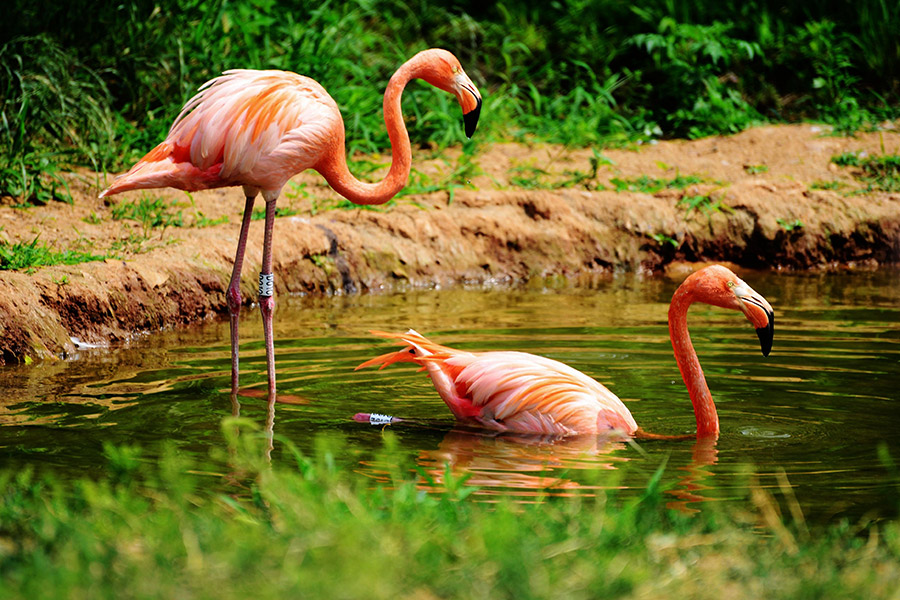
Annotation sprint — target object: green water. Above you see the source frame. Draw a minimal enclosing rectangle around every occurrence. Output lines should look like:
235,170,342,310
1,268,898,522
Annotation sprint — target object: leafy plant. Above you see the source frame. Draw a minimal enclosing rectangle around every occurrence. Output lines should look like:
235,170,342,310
744,164,769,174
334,198,394,212
776,217,804,231
310,253,329,268
626,17,763,138
787,20,874,134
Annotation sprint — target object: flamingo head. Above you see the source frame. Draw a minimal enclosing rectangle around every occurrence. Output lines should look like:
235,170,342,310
686,265,775,356
412,48,482,138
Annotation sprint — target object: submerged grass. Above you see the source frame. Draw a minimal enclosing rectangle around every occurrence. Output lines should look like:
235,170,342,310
0,421,898,599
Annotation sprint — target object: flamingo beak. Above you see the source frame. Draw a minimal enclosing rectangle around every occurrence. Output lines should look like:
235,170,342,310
754,310,774,357
735,284,774,357
455,73,482,138
464,96,482,138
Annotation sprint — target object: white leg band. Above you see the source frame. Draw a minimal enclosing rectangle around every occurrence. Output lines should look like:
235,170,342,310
258,272,274,297
367,413,395,425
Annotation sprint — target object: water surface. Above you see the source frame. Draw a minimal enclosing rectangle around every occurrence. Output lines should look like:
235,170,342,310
1,268,898,523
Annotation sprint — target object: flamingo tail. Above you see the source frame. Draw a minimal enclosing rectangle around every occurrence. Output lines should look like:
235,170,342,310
99,142,224,198
355,329,458,372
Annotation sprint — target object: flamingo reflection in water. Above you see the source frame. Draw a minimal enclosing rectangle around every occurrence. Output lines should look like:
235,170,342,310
353,425,722,512
226,388,310,464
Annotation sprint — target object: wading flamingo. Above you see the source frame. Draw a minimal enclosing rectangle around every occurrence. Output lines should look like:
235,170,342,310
357,265,774,438
100,49,482,396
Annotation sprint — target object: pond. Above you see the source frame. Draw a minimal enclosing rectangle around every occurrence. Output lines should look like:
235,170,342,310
1,267,898,524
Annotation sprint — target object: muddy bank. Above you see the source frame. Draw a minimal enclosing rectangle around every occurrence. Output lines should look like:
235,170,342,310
1,124,899,363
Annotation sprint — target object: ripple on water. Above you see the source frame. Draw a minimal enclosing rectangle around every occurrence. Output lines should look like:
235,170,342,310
739,426,792,439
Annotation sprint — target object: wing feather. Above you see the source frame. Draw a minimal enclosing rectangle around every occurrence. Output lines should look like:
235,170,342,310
167,69,340,183
360,330,638,435
450,351,636,434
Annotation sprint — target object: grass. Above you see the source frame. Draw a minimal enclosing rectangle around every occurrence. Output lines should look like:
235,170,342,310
0,151,73,205
110,194,185,239
678,193,729,214
192,211,229,228
610,173,707,194
396,141,482,201
650,232,680,248
0,34,115,204
810,179,845,191
831,151,900,192
0,425,898,599
0,236,106,271
505,147,606,190
777,217,804,232
250,205,300,221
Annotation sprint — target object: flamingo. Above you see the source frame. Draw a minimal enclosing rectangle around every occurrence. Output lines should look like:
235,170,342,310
357,265,774,438
100,49,482,396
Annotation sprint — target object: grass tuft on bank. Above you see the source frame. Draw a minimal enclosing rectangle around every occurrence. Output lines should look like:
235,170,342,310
0,236,107,271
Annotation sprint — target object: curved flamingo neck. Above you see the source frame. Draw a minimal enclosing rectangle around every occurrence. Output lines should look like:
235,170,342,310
315,59,417,205
668,285,719,438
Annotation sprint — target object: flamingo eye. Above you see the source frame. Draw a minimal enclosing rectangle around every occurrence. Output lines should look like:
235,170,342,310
727,281,735,288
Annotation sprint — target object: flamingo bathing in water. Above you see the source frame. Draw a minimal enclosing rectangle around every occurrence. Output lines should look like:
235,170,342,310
357,265,774,438
100,49,482,396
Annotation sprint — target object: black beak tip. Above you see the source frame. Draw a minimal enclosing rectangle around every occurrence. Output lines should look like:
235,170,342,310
756,312,774,357
463,97,482,138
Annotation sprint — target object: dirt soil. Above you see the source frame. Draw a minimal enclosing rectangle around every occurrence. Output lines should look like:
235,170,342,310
1,124,899,364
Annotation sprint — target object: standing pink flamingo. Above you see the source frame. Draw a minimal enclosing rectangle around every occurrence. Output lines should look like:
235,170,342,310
357,265,774,438
100,49,482,396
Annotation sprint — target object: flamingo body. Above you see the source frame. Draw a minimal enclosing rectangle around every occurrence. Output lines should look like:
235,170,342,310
358,265,775,438
101,71,339,198
358,330,638,436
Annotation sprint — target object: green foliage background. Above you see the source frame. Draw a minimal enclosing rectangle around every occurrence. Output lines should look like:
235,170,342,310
2,0,899,200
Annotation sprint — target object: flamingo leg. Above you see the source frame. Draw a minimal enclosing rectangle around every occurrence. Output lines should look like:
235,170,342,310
259,198,278,397
226,195,256,393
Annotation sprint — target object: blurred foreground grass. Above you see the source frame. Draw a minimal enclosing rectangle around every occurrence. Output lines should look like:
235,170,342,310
1,418,898,599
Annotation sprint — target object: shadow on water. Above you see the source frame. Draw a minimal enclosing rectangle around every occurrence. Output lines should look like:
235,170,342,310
1,267,898,524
